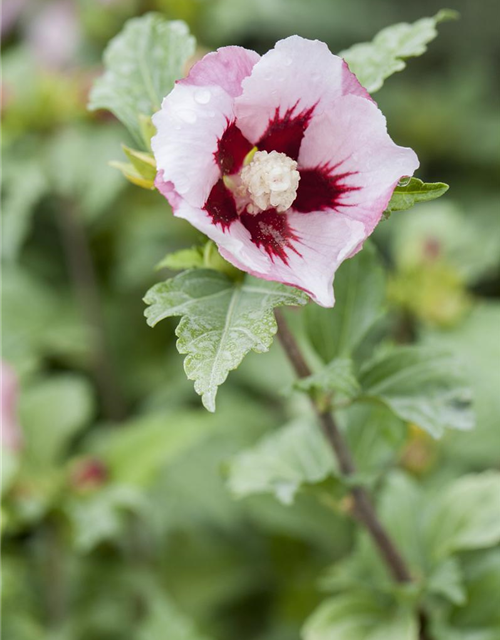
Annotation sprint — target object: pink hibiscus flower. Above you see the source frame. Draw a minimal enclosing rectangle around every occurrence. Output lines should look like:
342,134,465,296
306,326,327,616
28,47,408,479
152,36,419,307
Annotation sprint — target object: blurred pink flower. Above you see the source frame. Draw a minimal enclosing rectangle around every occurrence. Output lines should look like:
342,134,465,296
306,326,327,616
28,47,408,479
1,362,23,451
26,0,81,69
1,0,28,37
152,37,418,307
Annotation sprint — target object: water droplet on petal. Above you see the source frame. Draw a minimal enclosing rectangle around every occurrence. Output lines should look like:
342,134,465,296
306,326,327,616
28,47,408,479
194,88,211,104
284,57,293,66
178,109,197,124
177,183,189,195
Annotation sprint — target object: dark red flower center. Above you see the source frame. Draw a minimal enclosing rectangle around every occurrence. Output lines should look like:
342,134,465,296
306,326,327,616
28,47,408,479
204,105,359,263
240,209,300,264
257,103,316,161
293,164,359,213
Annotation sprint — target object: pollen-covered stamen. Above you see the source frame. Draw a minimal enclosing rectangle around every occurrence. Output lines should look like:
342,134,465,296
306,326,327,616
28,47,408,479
239,150,300,215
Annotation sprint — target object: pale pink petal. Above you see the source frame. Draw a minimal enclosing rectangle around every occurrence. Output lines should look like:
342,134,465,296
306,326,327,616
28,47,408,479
297,94,419,235
180,46,260,97
168,195,247,259
235,35,372,145
341,60,372,100
173,195,366,307
217,211,366,307
152,83,235,209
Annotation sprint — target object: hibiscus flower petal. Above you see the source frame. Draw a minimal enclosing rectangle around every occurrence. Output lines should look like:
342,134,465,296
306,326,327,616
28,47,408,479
235,36,372,152
163,186,366,307
152,83,235,209
297,94,419,234
219,210,366,308
180,45,260,98
152,47,258,209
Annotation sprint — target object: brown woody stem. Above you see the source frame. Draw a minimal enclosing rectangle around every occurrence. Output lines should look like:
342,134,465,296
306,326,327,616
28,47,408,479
275,309,412,584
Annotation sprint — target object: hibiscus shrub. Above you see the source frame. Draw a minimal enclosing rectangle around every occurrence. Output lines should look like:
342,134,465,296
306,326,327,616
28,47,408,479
3,5,500,640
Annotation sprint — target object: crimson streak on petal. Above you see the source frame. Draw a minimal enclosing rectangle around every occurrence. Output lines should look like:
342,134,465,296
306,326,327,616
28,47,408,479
215,121,254,175
293,165,359,213
257,102,316,161
204,179,238,229
240,209,301,264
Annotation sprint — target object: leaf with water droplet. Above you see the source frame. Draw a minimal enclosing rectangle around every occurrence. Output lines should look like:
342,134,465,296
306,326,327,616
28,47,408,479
144,270,308,411
89,14,196,148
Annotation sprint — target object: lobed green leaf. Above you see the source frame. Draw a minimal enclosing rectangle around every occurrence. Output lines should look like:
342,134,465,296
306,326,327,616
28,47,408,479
227,419,336,505
144,270,308,411
88,14,195,147
295,357,360,404
359,345,474,438
303,591,418,640
426,472,500,560
341,10,458,93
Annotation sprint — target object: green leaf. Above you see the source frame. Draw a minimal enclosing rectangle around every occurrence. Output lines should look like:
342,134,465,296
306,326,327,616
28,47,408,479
295,358,360,404
450,549,500,632
385,178,449,214
144,270,308,411
2,267,92,376
121,145,156,179
91,410,223,486
359,345,474,438
138,590,213,640
19,375,95,466
88,14,195,147
155,242,241,277
422,303,500,465
343,403,407,476
322,471,500,609
108,160,156,190
1,160,47,263
227,419,335,505
427,558,466,606
47,124,126,220
426,472,500,560
341,10,458,93
202,240,242,278
66,485,147,552
303,592,418,640
305,243,386,363
156,247,205,271
1,448,19,497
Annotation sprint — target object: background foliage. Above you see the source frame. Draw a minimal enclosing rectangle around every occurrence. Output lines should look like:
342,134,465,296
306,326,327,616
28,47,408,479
2,1,500,639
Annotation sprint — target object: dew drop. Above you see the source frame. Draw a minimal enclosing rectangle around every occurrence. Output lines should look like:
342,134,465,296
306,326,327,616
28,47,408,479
194,88,211,104
284,57,293,67
178,109,197,124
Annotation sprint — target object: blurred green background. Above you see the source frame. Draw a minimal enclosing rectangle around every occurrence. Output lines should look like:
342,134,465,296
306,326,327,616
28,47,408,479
2,1,499,639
